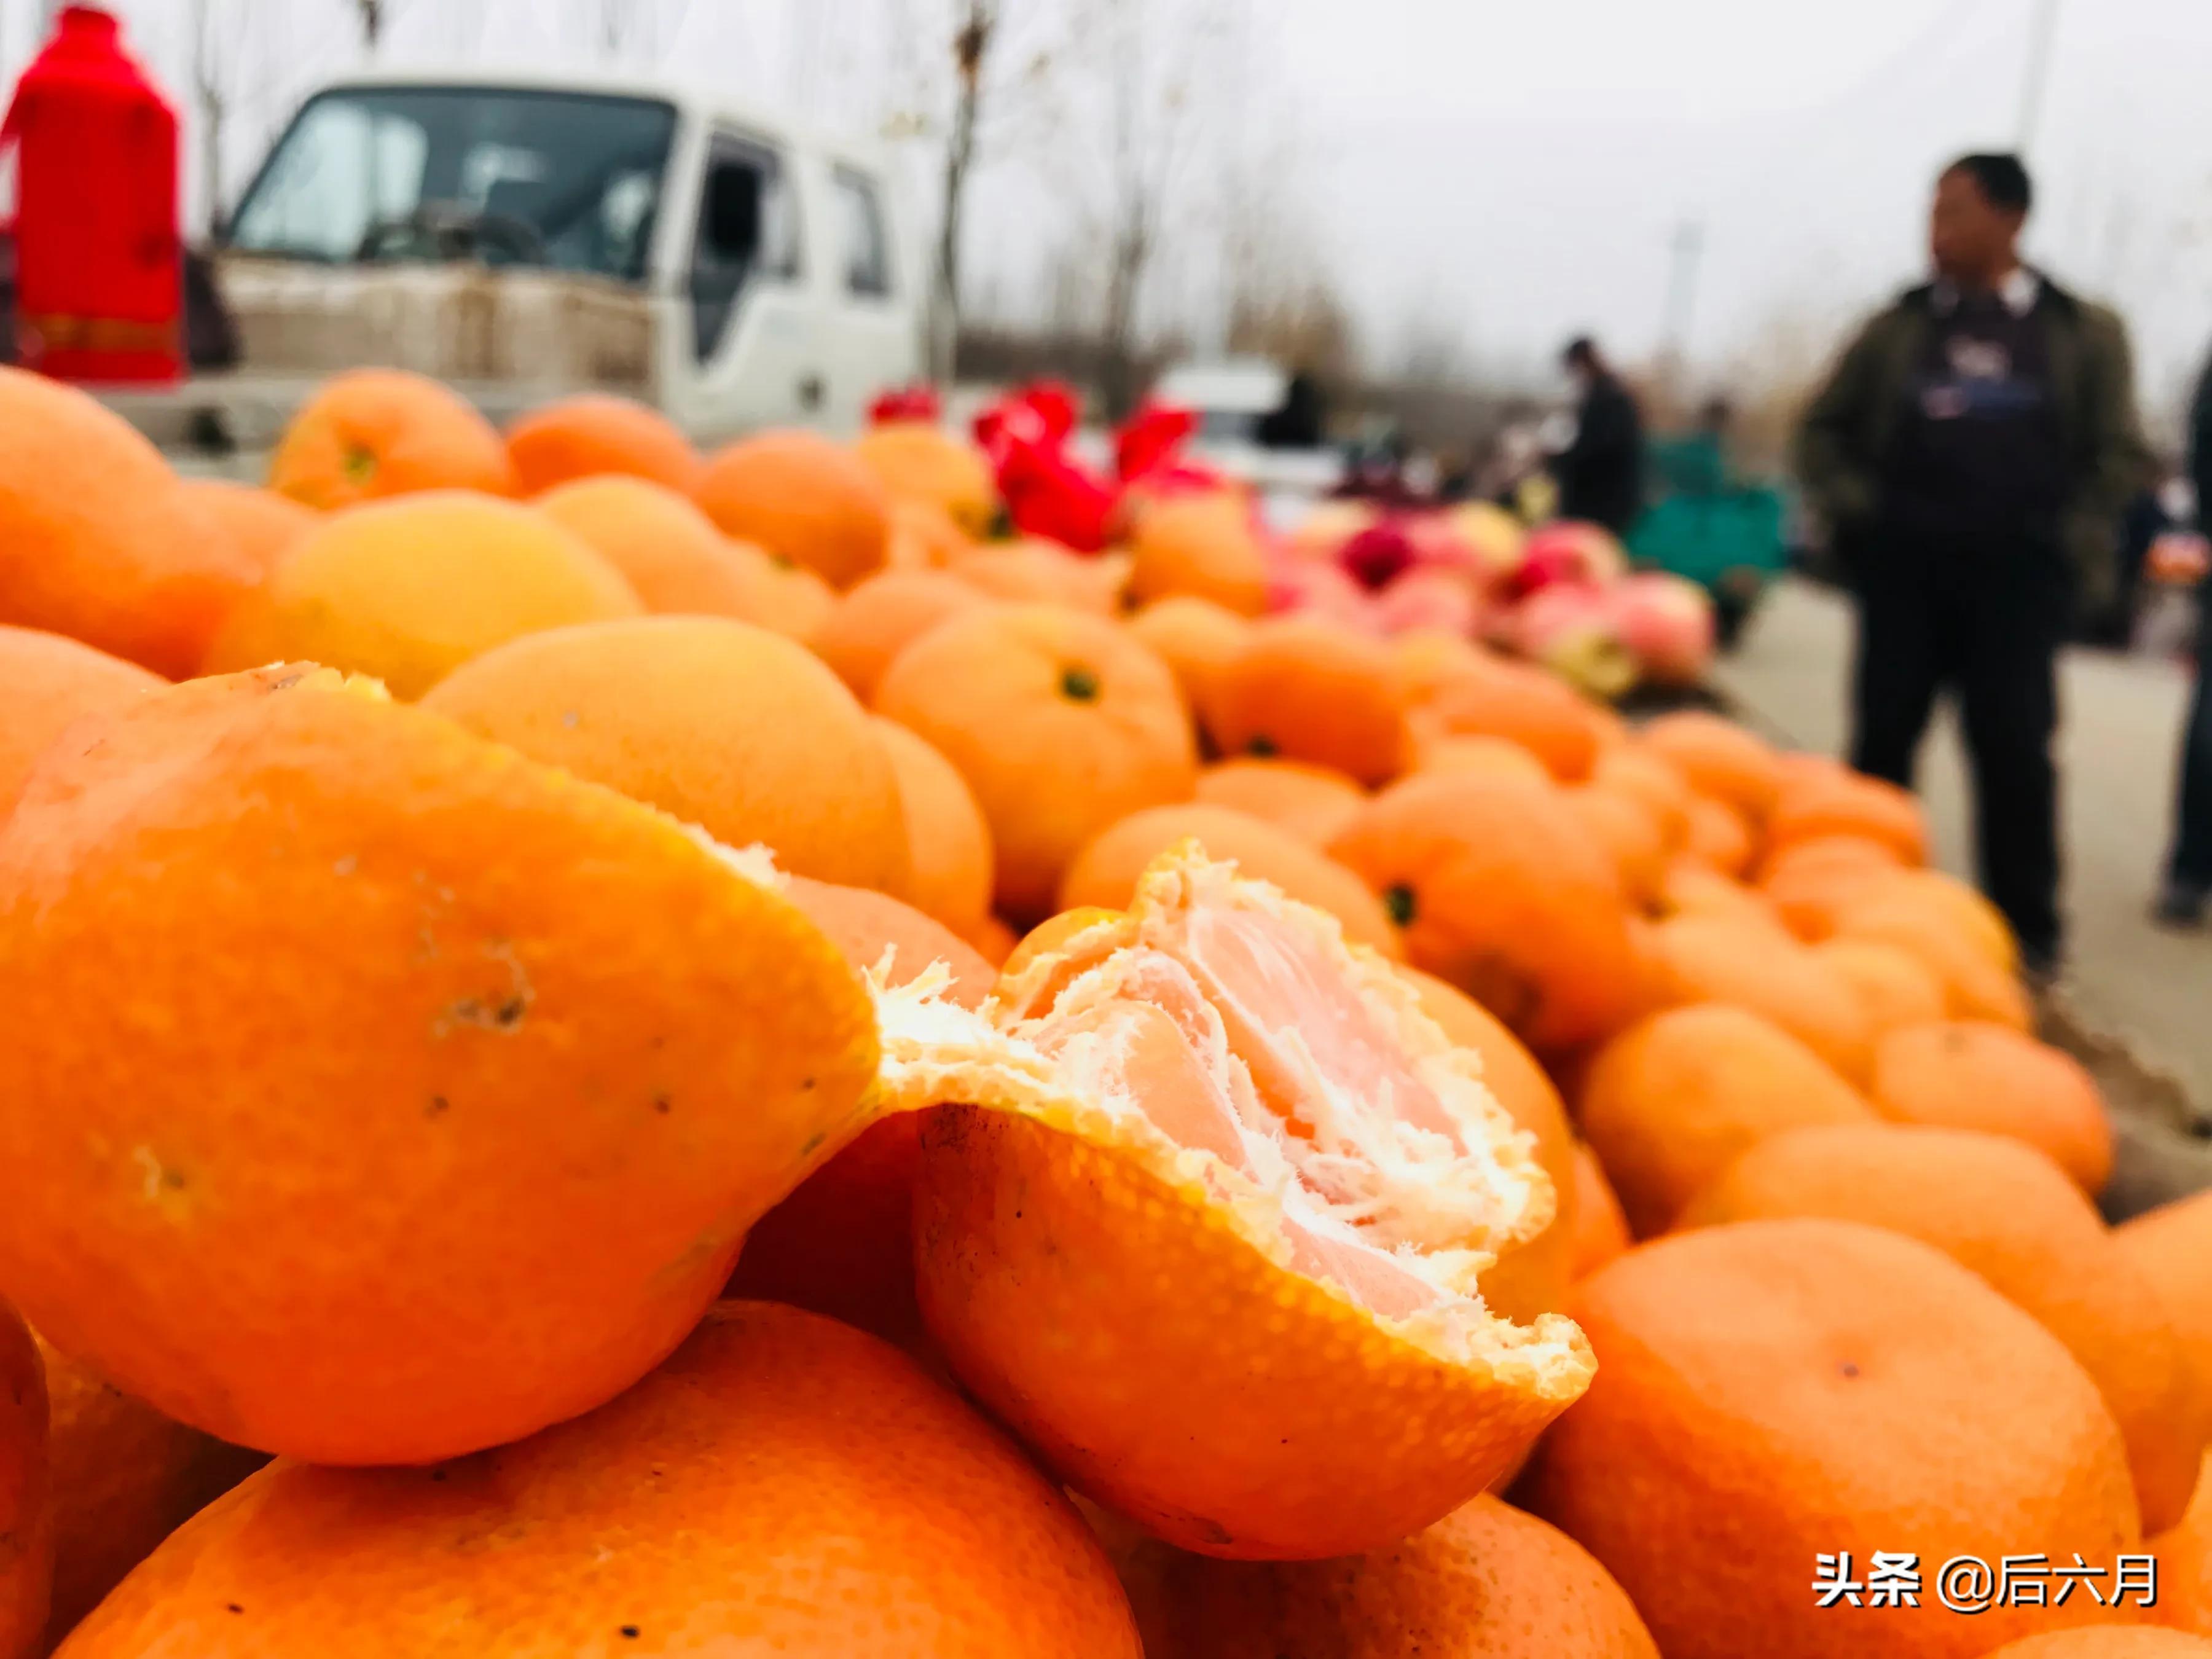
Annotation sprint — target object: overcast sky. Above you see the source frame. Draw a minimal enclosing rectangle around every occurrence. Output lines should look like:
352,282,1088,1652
1270,0,2212,418
43,0,2212,428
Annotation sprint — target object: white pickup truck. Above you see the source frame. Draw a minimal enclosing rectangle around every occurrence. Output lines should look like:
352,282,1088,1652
107,69,925,452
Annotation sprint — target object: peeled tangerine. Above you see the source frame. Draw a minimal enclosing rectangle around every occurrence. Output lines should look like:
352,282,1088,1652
0,667,879,1467
876,846,1594,1560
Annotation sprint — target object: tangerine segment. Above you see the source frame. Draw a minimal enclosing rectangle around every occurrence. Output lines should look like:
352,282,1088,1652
57,1303,1141,1658
885,847,1593,1559
0,667,879,1466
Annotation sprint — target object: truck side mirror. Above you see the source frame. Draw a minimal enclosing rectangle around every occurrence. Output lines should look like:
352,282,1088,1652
705,164,760,262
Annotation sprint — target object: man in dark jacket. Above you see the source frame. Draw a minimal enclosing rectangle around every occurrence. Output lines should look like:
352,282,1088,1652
2156,366,2212,927
1553,336,1645,534
1796,152,2149,976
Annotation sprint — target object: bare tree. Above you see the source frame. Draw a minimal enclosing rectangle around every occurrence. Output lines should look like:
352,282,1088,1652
932,0,995,380
868,0,1061,380
189,0,259,238
600,0,649,60
1209,72,1356,388
1060,0,1228,417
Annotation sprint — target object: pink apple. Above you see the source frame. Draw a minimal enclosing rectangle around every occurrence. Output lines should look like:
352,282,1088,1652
1373,568,1481,638
1447,500,1528,582
1609,571,1716,686
1287,500,1379,563
1337,519,1422,591
1401,511,1484,578
1269,557,1381,631
1510,520,1629,600
1510,584,1638,701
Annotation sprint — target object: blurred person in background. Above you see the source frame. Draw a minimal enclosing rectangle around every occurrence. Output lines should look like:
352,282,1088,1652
2156,363,2212,928
2105,465,2184,648
1257,369,1327,450
1477,401,1550,511
1551,335,1645,534
1796,152,2149,979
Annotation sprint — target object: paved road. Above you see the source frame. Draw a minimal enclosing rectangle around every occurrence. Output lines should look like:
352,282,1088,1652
1711,578,2211,1134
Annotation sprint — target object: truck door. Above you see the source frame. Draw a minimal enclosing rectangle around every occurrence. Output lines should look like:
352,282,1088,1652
683,131,823,442
822,163,921,429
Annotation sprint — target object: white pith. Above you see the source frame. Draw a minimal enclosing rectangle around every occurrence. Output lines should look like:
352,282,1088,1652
871,845,1588,1376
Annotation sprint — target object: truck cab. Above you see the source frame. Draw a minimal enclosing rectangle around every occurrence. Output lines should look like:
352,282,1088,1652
143,70,922,449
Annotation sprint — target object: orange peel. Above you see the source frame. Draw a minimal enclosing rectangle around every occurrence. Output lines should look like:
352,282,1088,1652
0,665,879,1465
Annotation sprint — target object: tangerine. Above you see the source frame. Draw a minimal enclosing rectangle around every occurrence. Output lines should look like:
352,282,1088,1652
1568,1143,1631,1279
1814,936,1950,1035
814,568,991,703
1419,655,1607,782
854,421,998,537
875,605,1198,924
1566,786,1670,909
422,616,911,893
0,667,877,1463
1128,595,1252,730
726,880,995,1347
503,392,700,495
1329,768,1644,1051
531,475,772,618
1578,1003,1876,1236
1063,803,1403,958
0,627,161,817
0,369,257,678
694,428,892,588
1637,711,1784,821
2118,1193,2212,1439
1126,492,1270,616
1414,732,1560,789
202,493,643,699
954,539,1128,614
1768,769,1931,865
1194,758,1367,847
58,1304,1141,1657
34,1333,263,1649
1522,1218,2144,1659
0,1301,46,1659
1645,911,1877,1084
174,479,316,580
1976,1633,2212,1657
1681,792,1757,876
889,848,1594,1558
1681,1123,2201,1532
1870,1022,2112,1194
873,716,995,933
1403,969,1578,1324
267,367,514,508
1102,1493,1658,1658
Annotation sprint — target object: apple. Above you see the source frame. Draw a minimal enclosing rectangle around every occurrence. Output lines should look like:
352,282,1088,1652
1287,500,1379,563
1510,584,1637,701
1336,520,1423,591
1509,520,1629,599
1373,568,1481,639
1609,571,1716,686
1269,557,1380,630
1447,500,1528,583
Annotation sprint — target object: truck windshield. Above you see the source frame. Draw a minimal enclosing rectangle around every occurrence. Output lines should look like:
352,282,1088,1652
228,86,678,283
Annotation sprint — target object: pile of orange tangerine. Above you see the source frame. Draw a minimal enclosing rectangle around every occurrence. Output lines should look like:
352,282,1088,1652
0,364,2207,1658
